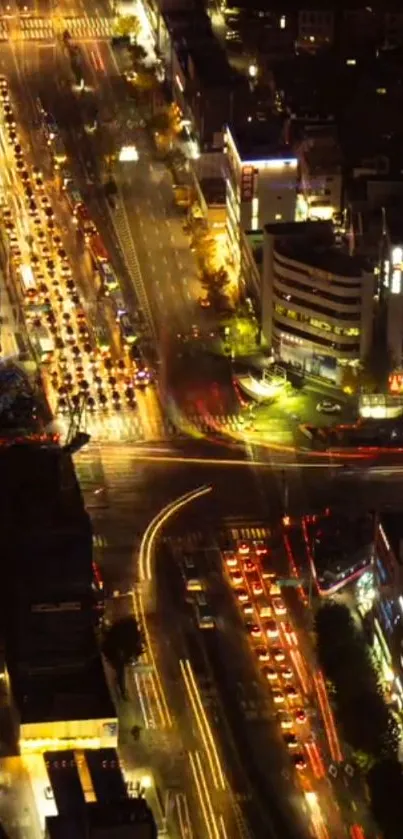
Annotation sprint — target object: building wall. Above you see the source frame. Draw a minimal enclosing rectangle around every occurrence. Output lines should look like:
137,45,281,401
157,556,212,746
297,9,334,51
262,233,374,381
20,717,118,754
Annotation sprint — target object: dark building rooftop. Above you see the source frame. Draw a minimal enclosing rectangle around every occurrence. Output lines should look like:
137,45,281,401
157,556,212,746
227,117,290,162
18,656,115,724
165,7,238,88
265,220,368,277
200,177,226,206
45,799,157,839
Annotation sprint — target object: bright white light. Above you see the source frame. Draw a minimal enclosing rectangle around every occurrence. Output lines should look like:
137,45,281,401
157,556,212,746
248,63,258,78
280,15,286,29
392,246,403,266
119,145,139,162
391,269,401,295
140,774,152,789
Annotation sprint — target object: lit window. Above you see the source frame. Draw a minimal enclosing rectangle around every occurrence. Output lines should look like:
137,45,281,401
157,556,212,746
346,59,356,65
275,213,282,220
280,15,286,29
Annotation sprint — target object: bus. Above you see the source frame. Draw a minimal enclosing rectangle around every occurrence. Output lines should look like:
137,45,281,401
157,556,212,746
19,264,36,296
110,289,127,318
119,312,136,344
33,326,54,362
90,234,108,266
75,204,97,241
65,184,84,216
50,134,67,168
182,556,202,592
195,592,215,629
99,261,118,292
95,324,110,353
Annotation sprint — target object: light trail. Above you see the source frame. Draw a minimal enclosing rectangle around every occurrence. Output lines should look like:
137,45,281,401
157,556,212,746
305,792,330,839
183,659,226,790
180,660,226,791
139,485,212,583
176,792,194,839
136,487,212,732
289,648,310,695
188,751,221,839
134,672,150,728
103,450,369,469
305,740,325,779
283,534,308,604
313,671,343,763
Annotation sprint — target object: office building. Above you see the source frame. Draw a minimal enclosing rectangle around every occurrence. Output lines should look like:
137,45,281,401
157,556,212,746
262,221,374,382
225,121,298,285
296,125,343,221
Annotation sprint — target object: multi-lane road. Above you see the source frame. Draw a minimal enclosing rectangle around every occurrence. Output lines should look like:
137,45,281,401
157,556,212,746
0,16,402,839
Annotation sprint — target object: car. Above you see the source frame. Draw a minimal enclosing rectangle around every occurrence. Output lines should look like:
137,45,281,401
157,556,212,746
236,587,249,603
255,645,270,662
241,601,254,616
295,709,307,724
243,560,256,573
316,400,341,414
199,296,210,308
237,541,250,556
272,690,285,705
278,712,293,730
284,685,299,701
34,176,44,190
247,624,262,639
293,754,307,771
224,551,237,568
262,666,278,682
229,571,243,587
279,666,293,681
265,620,279,639
283,733,299,750
254,541,268,556
257,600,272,618
252,580,264,597
271,647,286,662
272,597,287,616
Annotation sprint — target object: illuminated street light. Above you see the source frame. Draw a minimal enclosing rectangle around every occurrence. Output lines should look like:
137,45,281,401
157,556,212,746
119,145,139,162
248,62,258,79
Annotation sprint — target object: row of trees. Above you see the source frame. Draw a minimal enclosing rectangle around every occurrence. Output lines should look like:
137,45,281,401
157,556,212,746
102,616,144,699
315,602,403,838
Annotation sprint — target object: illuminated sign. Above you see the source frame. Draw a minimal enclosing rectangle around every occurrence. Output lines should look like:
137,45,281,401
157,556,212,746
241,157,298,170
241,165,254,201
389,373,403,393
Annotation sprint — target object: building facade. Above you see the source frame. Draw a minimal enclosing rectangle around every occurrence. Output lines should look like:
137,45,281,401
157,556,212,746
262,221,374,382
225,124,298,283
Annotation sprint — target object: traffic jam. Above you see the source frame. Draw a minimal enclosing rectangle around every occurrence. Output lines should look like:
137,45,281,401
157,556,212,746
222,537,344,839
0,77,151,432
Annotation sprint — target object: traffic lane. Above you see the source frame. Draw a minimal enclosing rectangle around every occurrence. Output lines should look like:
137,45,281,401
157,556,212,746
117,172,195,334
203,572,311,839
80,451,282,590
156,539,262,838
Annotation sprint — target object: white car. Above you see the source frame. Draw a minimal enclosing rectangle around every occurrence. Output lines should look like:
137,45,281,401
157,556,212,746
316,400,341,414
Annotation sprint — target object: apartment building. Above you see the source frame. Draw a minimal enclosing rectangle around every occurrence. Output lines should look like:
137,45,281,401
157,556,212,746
262,221,374,382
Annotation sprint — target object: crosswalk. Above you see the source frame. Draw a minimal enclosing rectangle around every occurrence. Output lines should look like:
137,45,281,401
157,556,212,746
0,16,114,42
57,409,259,445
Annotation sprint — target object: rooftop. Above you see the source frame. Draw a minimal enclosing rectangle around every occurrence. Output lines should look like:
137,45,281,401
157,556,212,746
17,656,115,724
200,177,226,206
228,117,290,162
0,445,86,532
46,799,157,839
308,512,374,589
165,8,237,88
265,220,368,277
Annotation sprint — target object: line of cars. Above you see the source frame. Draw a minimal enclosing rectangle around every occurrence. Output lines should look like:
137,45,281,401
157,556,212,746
223,539,309,774
0,76,141,420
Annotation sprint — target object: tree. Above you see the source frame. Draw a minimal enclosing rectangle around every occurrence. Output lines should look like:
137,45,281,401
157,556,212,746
129,43,147,65
367,759,403,839
102,616,144,699
114,15,140,40
315,602,399,760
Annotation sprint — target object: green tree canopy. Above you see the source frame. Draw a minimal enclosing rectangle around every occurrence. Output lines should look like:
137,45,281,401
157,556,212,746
367,759,403,839
315,602,399,760
102,616,144,670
